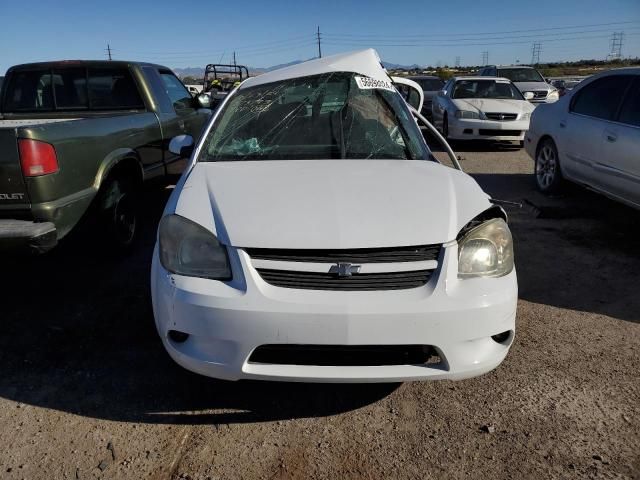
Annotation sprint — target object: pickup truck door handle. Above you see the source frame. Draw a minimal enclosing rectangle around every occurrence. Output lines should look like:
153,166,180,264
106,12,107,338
559,121,566,128
605,131,618,143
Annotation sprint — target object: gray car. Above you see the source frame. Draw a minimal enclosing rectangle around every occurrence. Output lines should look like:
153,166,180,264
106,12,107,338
479,66,558,104
525,68,640,209
408,76,444,120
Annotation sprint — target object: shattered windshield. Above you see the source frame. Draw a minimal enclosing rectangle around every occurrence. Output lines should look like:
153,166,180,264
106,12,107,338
199,72,430,161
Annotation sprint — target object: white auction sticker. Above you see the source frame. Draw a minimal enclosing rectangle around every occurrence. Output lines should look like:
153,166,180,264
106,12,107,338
355,76,395,92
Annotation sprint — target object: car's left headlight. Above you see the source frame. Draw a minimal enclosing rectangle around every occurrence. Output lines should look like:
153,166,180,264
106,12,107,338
455,110,482,119
458,218,514,278
159,214,232,280
547,90,559,101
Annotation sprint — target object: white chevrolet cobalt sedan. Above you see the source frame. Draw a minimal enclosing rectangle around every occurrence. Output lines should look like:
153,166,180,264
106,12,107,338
151,50,517,383
432,77,536,146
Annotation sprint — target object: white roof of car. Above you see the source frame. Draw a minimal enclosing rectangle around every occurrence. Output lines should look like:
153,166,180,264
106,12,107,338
454,76,513,82
240,49,391,90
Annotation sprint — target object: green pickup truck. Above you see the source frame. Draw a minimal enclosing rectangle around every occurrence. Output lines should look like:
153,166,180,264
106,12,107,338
0,60,212,253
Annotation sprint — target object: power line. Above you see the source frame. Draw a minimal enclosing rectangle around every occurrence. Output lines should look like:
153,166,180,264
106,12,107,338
322,32,640,48
117,34,314,57
323,20,640,39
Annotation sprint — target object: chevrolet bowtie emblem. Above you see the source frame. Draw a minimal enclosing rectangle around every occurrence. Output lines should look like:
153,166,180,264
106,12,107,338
329,263,361,277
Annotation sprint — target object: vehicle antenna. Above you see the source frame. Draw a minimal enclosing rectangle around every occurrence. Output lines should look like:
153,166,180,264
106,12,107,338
317,26,322,58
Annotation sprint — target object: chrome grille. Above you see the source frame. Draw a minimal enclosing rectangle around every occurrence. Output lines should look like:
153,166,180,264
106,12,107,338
256,268,434,291
485,113,518,121
533,91,548,99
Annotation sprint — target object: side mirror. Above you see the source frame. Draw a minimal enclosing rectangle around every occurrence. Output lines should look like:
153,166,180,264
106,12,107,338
523,91,535,101
195,93,211,109
169,134,194,157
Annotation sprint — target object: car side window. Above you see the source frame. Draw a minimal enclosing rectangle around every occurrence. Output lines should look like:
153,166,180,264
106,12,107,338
570,75,633,121
617,77,640,127
88,67,145,110
159,71,192,110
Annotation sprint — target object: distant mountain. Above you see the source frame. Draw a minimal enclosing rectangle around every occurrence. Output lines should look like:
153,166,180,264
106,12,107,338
172,67,205,78
173,59,423,80
382,61,423,70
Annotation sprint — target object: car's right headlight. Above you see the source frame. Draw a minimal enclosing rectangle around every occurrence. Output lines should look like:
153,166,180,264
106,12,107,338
159,214,231,280
458,218,514,278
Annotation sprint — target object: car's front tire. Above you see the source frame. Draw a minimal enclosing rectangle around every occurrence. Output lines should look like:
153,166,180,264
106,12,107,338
535,138,563,194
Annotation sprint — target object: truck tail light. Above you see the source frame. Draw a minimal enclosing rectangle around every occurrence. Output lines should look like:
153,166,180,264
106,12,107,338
18,139,59,177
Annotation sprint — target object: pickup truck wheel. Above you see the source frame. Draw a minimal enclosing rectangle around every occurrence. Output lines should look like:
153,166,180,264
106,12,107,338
535,138,563,194
99,177,139,250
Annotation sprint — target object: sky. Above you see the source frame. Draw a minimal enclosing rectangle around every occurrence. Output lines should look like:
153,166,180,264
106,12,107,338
0,0,639,74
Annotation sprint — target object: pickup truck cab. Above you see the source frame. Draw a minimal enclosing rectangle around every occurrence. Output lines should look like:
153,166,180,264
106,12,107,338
0,60,211,253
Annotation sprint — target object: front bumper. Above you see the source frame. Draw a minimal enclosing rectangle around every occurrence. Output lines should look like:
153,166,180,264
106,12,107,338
151,243,517,383
0,219,57,253
448,118,530,141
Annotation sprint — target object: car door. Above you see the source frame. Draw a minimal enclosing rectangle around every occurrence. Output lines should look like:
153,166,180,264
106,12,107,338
432,80,452,128
391,76,424,113
142,67,209,175
559,75,633,185
596,76,640,206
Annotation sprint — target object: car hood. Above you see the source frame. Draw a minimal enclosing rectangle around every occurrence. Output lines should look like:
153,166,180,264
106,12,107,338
512,81,552,92
171,160,491,249
453,98,534,114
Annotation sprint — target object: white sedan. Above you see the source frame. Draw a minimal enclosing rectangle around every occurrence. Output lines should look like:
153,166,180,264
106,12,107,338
432,76,536,146
525,68,640,209
151,49,517,383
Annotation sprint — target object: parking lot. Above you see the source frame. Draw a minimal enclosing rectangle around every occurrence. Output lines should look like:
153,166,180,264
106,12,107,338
1,143,638,480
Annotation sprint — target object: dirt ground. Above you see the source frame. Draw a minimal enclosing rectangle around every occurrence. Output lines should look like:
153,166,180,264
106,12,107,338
1,142,638,480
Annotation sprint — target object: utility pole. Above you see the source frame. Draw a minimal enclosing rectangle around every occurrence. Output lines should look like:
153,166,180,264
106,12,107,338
106,43,112,61
455,56,461,68
233,51,236,66
531,42,542,65
316,26,322,58
482,51,489,66
608,32,624,60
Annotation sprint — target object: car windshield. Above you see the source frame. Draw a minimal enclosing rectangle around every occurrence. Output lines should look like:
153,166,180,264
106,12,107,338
199,72,430,161
497,68,544,83
413,78,444,91
452,80,524,100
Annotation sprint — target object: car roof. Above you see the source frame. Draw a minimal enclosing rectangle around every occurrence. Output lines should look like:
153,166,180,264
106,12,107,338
453,76,513,82
240,49,391,90
489,65,536,70
6,60,170,72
